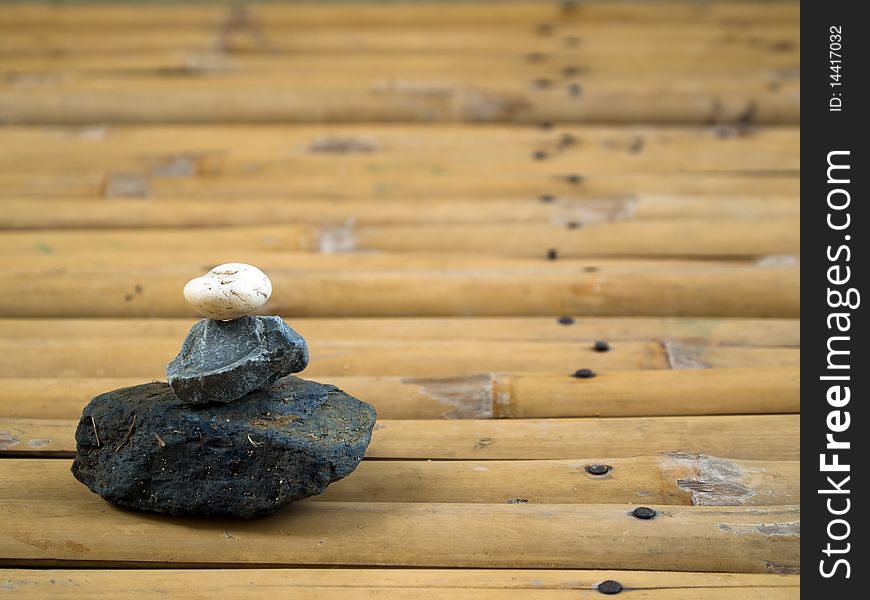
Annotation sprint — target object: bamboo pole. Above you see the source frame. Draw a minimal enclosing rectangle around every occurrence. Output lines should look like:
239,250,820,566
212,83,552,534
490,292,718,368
0,47,797,79
0,367,799,420
0,455,800,506
0,77,798,124
0,256,800,318
496,367,799,418
0,3,800,28
0,338,673,378
102,170,804,199
345,220,801,258
0,414,800,460
0,250,720,272
0,173,800,201
0,17,800,33
0,124,800,172
365,415,801,460
0,123,800,199
0,219,801,258
0,582,803,600
0,499,800,573
0,195,799,230
0,335,801,379
0,28,798,64
0,316,801,347
0,568,801,599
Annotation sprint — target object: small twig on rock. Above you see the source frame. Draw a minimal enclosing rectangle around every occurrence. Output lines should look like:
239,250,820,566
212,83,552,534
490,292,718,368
247,434,263,447
114,414,136,452
154,433,166,448
90,416,101,448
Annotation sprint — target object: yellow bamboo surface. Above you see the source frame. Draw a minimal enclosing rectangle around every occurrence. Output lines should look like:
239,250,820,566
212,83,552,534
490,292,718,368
0,75,798,125
2,256,800,318
0,52,797,81
0,0,800,593
0,124,800,171
0,2,800,26
0,456,800,505
0,568,800,600
0,414,799,460
0,337,803,379
0,173,798,201
0,316,800,346
0,367,799,419
0,500,799,572
0,195,800,229
0,221,801,258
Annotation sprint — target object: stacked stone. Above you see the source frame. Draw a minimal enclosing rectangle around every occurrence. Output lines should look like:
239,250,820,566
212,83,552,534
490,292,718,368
71,264,377,519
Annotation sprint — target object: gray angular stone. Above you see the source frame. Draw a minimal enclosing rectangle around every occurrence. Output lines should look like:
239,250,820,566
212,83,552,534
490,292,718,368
166,316,308,404
71,376,376,518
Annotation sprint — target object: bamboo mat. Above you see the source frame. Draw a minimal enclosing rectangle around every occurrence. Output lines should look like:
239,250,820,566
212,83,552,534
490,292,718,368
0,1,799,598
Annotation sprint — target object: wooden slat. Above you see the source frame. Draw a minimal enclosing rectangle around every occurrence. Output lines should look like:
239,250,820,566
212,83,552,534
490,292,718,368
0,2,800,27
0,251,731,271
0,499,799,573
0,173,799,201
0,456,800,506
0,584,803,600
0,415,800,460
368,415,800,461
0,336,802,379
344,221,799,257
0,32,797,70
0,568,801,599
0,195,800,230
494,367,799,418
0,367,799,420
0,338,671,378
0,125,800,172
0,18,798,48
0,316,802,346
0,79,797,125
0,220,801,258
0,19,799,38
0,256,800,318
0,50,796,82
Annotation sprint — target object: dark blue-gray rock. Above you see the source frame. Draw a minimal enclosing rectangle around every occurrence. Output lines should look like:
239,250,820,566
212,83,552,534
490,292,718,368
166,316,308,404
70,376,376,518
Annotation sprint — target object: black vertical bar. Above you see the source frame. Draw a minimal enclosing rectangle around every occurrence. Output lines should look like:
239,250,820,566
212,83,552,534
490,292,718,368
803,0,867,594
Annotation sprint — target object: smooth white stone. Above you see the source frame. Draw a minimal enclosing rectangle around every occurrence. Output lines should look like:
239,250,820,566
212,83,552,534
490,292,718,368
183,263,272,320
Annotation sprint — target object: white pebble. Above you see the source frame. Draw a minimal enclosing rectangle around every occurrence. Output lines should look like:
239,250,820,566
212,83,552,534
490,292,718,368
183,263,272,320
